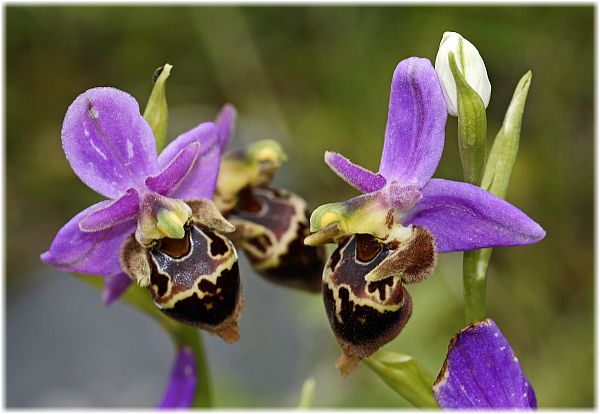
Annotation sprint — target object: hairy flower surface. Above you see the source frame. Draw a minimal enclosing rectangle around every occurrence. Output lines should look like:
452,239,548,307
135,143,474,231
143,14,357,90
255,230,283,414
306,56,545,374
40,87,223,304
433,318,537,409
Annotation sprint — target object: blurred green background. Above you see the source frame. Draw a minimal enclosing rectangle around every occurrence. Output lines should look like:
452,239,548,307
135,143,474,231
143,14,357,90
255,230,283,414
6,5,594,408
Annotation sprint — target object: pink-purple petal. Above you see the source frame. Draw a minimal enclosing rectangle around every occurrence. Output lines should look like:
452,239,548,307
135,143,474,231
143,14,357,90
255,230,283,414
406,179,545,253
158,122,221,200
215,104,237,153
433,318,537,409
79,188,140,232
378,57,447,188
61,87,158,198
102,272,133,306
157,346,197,409
146,142,201,196
40,201,135,275
387,182,422,210
325,151,386,193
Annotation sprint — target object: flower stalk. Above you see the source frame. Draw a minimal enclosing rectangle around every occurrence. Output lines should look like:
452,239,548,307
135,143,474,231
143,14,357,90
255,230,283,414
140,63,215,407
297,377,316,408
462,249,491,323
461,71,533,324
446,48,489,324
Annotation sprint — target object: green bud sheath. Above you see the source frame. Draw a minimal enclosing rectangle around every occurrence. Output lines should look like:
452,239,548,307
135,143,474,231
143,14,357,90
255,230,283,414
144,63,172,152
365,351,438,408
448,53,487,185
481,71,533,199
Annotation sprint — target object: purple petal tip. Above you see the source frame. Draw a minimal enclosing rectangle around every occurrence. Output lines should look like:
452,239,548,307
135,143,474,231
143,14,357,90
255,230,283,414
61,87,158,199
433,318,537,409
409,179,547,253
102,272,133,306
215,103,237,153
157,346,197,409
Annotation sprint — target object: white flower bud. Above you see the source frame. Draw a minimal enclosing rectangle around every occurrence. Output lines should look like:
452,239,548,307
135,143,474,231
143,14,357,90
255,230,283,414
435,32,491,116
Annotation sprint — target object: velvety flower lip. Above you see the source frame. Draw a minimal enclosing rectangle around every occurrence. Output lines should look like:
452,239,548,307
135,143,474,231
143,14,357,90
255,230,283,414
157,346,197,409
433,318,537,409
316,56,545,252
41,87,222,304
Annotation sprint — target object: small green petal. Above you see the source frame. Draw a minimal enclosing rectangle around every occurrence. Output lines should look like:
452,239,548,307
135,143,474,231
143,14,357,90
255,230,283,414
481,71,533,199
144,63,172,153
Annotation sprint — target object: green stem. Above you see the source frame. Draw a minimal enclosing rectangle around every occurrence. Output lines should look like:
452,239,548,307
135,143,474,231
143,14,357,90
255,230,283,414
462,73,533,325
297,377,316,408
462,248,493,324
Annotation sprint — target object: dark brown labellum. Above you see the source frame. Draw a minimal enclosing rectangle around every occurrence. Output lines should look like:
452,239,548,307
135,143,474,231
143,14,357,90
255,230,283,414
228,187,326,293
148,224,243,343
323,234,413,376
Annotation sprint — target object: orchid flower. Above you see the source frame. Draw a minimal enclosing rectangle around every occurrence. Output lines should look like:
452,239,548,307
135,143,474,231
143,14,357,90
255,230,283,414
212,105,326,293
433,318,537,409
305,56,545,375
40,87,243,342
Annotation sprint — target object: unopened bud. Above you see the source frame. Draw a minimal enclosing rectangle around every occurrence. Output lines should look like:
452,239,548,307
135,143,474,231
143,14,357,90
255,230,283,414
435,32,491,116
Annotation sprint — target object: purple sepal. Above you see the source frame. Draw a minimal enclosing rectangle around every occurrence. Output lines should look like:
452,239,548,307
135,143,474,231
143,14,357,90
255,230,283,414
215,104,237,153
433,318,537,409
407,179,546,253
61,87,158,198
157,346,197,409
158,122,220,200
378,57,447,188
40,201,135,275
146,142,201,196
102,272,132,306
79,188,140,232
325,151,386,193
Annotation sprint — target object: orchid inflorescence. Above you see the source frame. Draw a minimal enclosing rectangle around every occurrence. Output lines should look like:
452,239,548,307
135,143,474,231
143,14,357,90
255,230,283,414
41,31,545,409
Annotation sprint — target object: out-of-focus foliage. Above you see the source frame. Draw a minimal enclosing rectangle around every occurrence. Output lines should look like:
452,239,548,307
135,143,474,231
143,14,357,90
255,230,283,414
6,6,593,408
